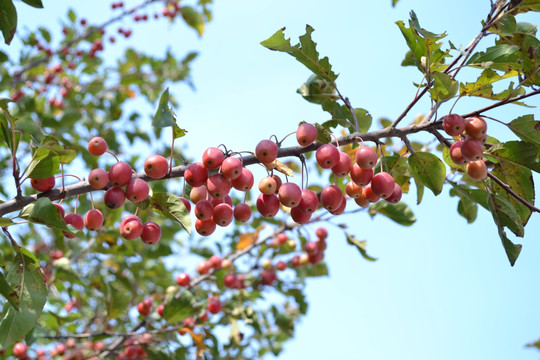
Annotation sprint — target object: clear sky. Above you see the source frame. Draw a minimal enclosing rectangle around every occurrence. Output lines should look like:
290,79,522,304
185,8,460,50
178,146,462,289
11,1,540,359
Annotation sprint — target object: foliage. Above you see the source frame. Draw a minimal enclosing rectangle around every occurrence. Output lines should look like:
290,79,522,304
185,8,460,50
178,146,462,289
0,0,538,359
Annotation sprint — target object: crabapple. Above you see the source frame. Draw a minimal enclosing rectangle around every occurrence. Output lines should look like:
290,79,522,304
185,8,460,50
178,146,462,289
190,185,208,204
88,168,109,189
88,136,107,156
144,154,168,179
297,189,319,213
65,213,84,231
355,146,378,169
331,152,353,177
315,227,328,240
120,219,144,240
157,304,164,317
296,122,318,146
466,159,488,180
449,140,468,165
108,161,132,187
207,297,222,314
255,139,278,163
363,184,380,203
84,209,104,231
231,167,254,191
224,273,237,288
141,222,161,244
465,116,487,140
195,200,214,221
179,197,191,212
183,317,196,329
125,178,150,203
278,182,302,208
120,215,141,229
13,343,27,358
371,172,395,199
345,181,363,198
330,197,347,215
185,162,208,187
305,241,318,255
276,261,287,271
385,183,403,204
354,191,370,207
53,203,65,218
291,206,312,224
176,272,190,287
291,255,301,268
197,260,211,275
461,139,484,161
221,156,243,179
256,193,280,218
259,176,277,195
213,203,233,226
209,255,222,269
211,195,233,207
272,174,282,194
31,176,55,192
350,164,373,186
442,114,466,136
202,147,224,169
233,203,252,222
261,269,277,285
104,186,126,209
277,233,288,244
207,173,231,199
320,185,344,212
316,144,339,169
195,218,216,236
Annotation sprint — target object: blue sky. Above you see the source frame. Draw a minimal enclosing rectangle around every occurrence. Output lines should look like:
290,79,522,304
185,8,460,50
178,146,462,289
11,0,540,359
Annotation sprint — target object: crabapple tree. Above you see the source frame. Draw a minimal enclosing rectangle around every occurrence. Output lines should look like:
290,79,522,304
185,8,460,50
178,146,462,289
0,0,539,359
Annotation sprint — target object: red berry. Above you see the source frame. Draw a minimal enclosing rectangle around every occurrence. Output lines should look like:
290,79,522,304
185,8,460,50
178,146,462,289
209,255,222,269
465,116,487,140
202,147,224,169
157,304,164,317
315,227,328,240
88,168,109,189
221,156,243,180
320,185,344,212
224,273,237,288
195,218,216,236
190,185,208,204
385,183,403,204
120,215,141,229
330,197,347,215
65,213,84,230
31,176,55,192
125,178,150,203
120,219,144,240
277,233,288,244
179,196,191,212
316,144,339,169
207,297,222,314
290,206,311,224
297,189,319,213
104,186,126,209
466,159,488,180
355,146,378,169
363,184,380,203
345,181,363,198
261,269,277,285
84,209,104,231
53,203,65,218
206,173,231,199
195,200,214,221
371,172,395,199
443,114,466,136
233,203,252,222
461,139,483,161
184,162,208,187
231,167,254,191
331,152,352,177
256,193,280,218
213,203,233,226
141,222,161,244
278,182,302,208
255,140,278,163
258,176,277,195
449,140,468,165
350,164,373,186
176,272,190,286
88,136,107,156
296,123,318,146
144,155,168,179
13,343,27,358
276,261,287,271
108,161,132,187
197,260,211,275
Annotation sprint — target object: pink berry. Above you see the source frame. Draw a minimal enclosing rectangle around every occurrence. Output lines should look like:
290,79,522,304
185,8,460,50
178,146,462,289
278,182,302,208
320,185,344,212
206,173,231,199
104,186,126,209
385,183,403,204
297,189,319,213
371,172,395,199
13,343,27,358
195,200,214,221
125,178,150,203
255,139,278,163
195,218,216,236
350,164,373,186
449,140,468,165
231,167,254,191
296,123,318,146
316,144,339,169
184,162,208,187
233,203,252,222
213,203,233,227
108,161,132,187
120,219,144,240
31,176,55,192
141,222,161,244
461,139,484,161
331,152,352,177
88,168,109,189
256,193,280,218
355,146,378,169
176,272,190,286
443,114,466,136
291,206,311,224
202,147,224,169
221,156,243,180
84,209,104,231
144,155,168,179
88,136,107,156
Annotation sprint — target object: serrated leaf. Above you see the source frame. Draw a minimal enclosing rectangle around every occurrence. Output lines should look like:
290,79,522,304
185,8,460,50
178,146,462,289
0,0,17,45
346,234,377,261
315,123,332,143
487,191,522,266
26,148,60,179
152,88,176,128
409,152,446,196
261,25,337,83
489,141,540,172
150,193,191,234
297,74,337,105
173,124,187,139
0,252,47,349
181,6,204,37
368,201,416,226
163,288,195,323
506,115,540,148
429,72,458,102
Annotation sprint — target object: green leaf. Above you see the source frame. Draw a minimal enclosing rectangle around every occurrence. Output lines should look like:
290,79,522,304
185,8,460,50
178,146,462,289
513,0,540,13
489,141,540,172
0,271,19,310
19,198,70,232
152,88,176,128
346,234,377,261
181,6,204,37
429,72,458,102
21,0,43,8
487,191,522,266
261,25,338,83
0,251,47,349
0,0,17,45
467,44,521,70
506,115,540,148
25,148,60,179
301,262,328,277
354,108,373,133
105,282,130,320
457,197,478,223
408,152,446,196
173,124,187,139
67,8,76,23
41,137,77,164
392,0,400,7
460,68,521,99
297,74,337,105
0,217,13,226
368,201,416,226
150,193,191,234
163,288,195,323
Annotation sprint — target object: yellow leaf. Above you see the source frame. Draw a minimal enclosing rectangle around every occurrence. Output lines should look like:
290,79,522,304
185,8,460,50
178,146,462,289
266,159,294,177
181,328,206,360
126,88,136,99
236,225,264,250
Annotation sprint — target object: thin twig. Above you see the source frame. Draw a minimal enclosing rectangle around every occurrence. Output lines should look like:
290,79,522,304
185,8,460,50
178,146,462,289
487,172,540,213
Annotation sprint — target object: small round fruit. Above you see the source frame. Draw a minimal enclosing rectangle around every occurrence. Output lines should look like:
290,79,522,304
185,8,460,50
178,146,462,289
320,185,344,212
276,261,287,271
255,140,278,163
197,261,211,275
256,193,280,218
296,123,318,146
120,215,142,229
141,222,161,244
363,184,380,203
31,176,55,192
195,218,216,236
144,154,168,179
331,152,352,177
316,144,340,169
179,197,191,212
261,269,277,285
13,342,27,358
207,173,231,199
234,203,252,222
449,140,468,166
465,116,487,140
385,183,403,204
466,159,488,180
330,198,347,215
190,185,208,204
104,187,126,209
315,227,328,240
202,147,224,169
195,200,214,221
278,182,302,208
209,255,222,269
350,164,373,186
291,206,311,224
345,181,363,198
176,273,190,287
224,273,237,288
461,139,484,161
442,114,466,136
213,203,233,227
221,156,243,179
185,162,209,187
354,192,370,207
88,168,109,189
88,136,107,156
125,178,150,203
231,167,254,191
207,297,222,314
108,161,133,187
355,146,378,169
297,189,319,213
258,176,277,195
371,172,395,199
65,213,84,230
84,209,104,231
120,219,144,240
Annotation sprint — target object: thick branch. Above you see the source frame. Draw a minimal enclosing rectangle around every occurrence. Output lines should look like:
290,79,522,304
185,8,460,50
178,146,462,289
0,121,443,217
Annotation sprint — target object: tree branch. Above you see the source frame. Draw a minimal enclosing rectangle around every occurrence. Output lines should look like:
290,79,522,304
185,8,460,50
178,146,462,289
460,88,540,118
